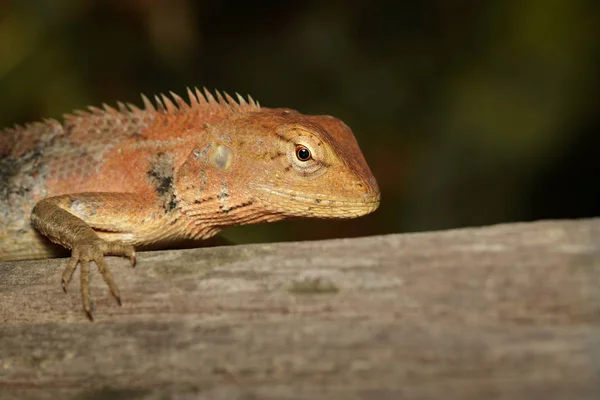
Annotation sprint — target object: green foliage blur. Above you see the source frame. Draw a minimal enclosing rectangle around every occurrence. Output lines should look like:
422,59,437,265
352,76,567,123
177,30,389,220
1,0,599,244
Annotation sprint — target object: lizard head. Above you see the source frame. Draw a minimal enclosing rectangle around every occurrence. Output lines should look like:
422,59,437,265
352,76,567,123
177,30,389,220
213,109,381,219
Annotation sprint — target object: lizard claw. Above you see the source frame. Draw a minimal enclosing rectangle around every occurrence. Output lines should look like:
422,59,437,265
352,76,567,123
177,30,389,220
61,239,136,320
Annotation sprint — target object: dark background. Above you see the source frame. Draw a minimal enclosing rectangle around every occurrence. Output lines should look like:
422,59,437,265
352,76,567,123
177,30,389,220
1,0,599,244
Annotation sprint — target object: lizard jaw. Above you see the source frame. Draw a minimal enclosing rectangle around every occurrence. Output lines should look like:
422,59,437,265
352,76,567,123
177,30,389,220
250,185,380,219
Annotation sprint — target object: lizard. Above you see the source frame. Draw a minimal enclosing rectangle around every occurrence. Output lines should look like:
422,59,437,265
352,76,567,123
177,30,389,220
0,87,380,320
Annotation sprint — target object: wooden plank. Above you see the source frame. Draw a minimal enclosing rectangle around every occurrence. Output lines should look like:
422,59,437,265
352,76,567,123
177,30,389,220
1,219,599,399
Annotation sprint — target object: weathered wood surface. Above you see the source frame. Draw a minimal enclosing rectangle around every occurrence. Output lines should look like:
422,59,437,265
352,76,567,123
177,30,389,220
1,219,599,400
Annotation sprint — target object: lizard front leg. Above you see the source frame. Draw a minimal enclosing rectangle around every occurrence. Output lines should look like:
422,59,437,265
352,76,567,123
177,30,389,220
31,193,164,320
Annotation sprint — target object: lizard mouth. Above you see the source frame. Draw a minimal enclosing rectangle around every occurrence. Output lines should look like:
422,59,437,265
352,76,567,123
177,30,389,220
251,185,380,218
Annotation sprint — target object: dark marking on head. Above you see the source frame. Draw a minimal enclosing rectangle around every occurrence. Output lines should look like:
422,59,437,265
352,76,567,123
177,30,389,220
220,200,254,214
315,199,322,204
194,196,214,204
284,166,292,172
269,151,285,160
217,182,230,212
147,152,177,213
195,170,208,195
275,133,288,142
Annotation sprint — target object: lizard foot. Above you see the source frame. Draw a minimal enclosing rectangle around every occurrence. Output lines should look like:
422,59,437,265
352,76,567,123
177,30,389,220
61,239,136,320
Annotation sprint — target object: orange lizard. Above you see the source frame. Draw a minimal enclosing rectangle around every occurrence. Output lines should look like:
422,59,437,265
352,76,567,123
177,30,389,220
0,88,380,319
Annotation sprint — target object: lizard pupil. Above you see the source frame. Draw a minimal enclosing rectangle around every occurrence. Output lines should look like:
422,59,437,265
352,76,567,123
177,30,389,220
296,146,311,161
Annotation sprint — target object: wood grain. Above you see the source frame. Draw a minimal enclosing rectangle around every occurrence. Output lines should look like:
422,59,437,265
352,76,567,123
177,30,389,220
1,219,599,399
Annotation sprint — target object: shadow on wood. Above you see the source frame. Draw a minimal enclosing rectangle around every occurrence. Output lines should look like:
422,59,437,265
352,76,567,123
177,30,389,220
1,219,599,399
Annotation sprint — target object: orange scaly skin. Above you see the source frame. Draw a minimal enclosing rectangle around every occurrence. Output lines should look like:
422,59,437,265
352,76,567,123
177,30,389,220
0,88,380,319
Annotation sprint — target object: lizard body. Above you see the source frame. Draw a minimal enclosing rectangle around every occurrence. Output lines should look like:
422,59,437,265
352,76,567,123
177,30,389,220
0,88,380,319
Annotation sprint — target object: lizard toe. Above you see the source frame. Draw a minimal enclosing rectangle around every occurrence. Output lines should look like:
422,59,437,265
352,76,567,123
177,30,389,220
101,241,136,268
62,238,136,320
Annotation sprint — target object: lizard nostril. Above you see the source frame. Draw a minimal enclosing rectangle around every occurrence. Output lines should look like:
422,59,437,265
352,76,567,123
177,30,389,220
354,181,368,193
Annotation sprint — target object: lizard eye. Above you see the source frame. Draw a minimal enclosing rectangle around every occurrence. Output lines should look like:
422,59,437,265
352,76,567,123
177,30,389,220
296,145,311,161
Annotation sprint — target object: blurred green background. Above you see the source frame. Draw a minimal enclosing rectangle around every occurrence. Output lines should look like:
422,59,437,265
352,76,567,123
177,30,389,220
1,0,599,244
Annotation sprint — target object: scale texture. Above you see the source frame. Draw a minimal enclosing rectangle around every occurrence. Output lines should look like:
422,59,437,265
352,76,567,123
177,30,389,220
0,88,379,318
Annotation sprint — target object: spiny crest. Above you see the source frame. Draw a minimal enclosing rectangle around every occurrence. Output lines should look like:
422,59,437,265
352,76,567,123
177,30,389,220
1,88,261,142
63,87,260,122
1,118,62,140
1,118,64,157
181,87,260,114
